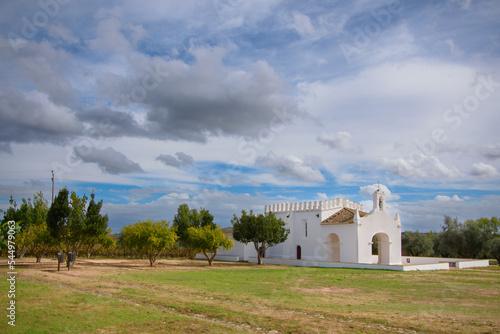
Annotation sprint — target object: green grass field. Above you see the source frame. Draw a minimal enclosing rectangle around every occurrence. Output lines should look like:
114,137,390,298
1,258,499,333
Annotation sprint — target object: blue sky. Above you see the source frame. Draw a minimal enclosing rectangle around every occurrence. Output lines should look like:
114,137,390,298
1,0,500,232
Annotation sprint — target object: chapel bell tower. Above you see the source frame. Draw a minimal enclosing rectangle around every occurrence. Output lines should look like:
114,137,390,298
373,188,385,211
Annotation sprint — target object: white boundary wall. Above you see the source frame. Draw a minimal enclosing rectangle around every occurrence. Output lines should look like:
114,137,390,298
248,257,490,271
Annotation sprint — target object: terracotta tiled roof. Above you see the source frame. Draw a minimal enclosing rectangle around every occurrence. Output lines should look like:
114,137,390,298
321,207,368,225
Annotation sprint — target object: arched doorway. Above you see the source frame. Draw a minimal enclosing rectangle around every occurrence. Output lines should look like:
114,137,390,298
326,233,341,262
371,233,390,265
296,245,301,260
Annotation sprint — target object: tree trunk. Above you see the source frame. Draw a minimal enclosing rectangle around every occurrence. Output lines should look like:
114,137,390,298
16,245,27,259
66,242,71,271
209,250,217,266
257,245,266,265
149,253,158,266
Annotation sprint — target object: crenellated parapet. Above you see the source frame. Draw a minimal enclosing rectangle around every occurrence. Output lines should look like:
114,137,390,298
264,198,364,214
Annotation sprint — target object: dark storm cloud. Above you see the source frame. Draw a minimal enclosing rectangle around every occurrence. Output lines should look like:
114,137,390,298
76,107,147,138
0,87,83,144
97,47,300,142
73,146,143,175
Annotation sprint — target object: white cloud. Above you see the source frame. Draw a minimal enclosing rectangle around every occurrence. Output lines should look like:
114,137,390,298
89,17,132,53
256,151,325,182
470,162,498,178
316,192,328,201
378,154,461,179
435,195,463,202
359,183,400,201
290,11,315,36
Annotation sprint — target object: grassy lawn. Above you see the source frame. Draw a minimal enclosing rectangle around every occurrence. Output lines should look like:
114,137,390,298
1,258,499,333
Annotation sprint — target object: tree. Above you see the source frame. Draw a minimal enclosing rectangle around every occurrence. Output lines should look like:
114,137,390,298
232,210,289,265
438,216,465,258
2,192,53,260
26,223,55,263
47,189,72,268
187,225,233,266
401,231,434,257
476,217,500,236
199,208,215,228
1,196,26,257
462,219,492,258
120,219,178,266
489,238,500,266
173,204,192,244
67,191,88,256
82,193,110,258
173,204,215,258
20,192,53,262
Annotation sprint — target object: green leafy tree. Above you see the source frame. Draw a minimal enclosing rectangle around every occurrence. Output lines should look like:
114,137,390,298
187,225,233,266
16,192,53,262
83,232,115,258
47,189,72,268
173,204,215,258
68,191,88,256
438,216,465,258
462,219,492,258
476,217,500,236
1,197,20,251
199,208,215,228
489,238,500,266
27,223,55,263
173,204,192,244
1,197,28,257
173,204,216,243
401,231,434,257
82,193,110,258
232,210,289,265
120,219,178,266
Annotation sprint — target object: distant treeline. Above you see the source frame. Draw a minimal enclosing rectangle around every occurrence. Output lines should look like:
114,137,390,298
402,216,500,263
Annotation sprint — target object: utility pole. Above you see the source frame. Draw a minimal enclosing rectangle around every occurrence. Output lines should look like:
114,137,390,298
51,170,54,204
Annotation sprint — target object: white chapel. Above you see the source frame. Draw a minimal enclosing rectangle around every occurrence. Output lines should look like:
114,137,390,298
220,189,403,265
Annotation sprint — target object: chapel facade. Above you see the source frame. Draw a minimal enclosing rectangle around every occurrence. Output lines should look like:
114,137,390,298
222,189,402,265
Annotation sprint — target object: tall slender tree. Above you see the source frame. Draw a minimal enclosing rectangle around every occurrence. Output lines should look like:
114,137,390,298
82,193,110,258
47,189,72,268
